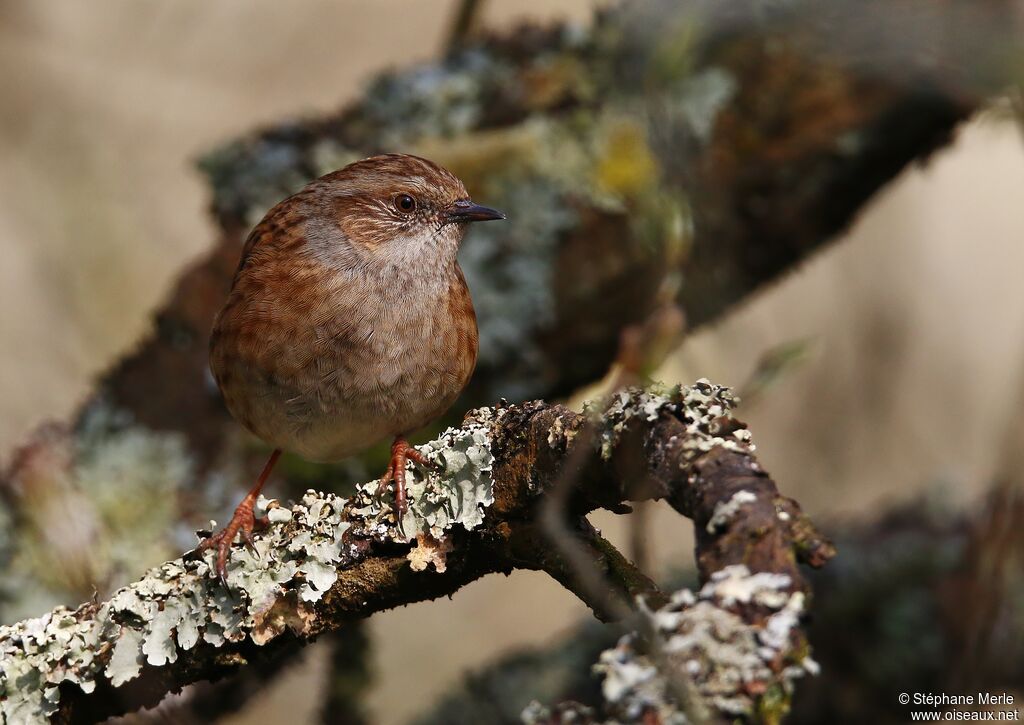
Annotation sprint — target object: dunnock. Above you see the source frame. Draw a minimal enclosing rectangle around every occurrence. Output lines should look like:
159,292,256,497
201,154,504,582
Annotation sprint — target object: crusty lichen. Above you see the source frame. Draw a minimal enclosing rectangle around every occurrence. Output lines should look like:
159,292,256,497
588,379,754,461
523,565,817,724
612,565,814,719
706,490,759,534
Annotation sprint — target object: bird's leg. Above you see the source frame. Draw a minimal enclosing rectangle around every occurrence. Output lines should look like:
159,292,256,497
381,437,436,518
197,448,281,585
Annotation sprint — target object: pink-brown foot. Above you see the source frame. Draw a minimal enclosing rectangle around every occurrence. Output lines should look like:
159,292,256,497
197,448,281,586
196,498,269,585
380,437,438,519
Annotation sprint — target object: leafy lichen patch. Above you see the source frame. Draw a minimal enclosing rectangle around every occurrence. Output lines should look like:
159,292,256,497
700,565,793,609
545,414,578,451
0,489,353,724
0,414,500,723
408,533,455,574
347,408,496,573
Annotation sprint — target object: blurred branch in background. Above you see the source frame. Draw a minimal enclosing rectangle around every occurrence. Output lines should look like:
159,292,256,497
445,0,486,53
0,0,980,616
0,385,832,724
105,0,993,467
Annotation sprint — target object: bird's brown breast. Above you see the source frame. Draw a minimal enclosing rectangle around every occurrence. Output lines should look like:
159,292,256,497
210,252,478,462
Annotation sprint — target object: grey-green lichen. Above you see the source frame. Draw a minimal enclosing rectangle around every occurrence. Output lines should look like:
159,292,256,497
606,569,815,720
522,565,817,724
587,379,754,462
672,68,737,145
456,169,573,400
0,489,351,723
0,411,499,724
359,49,510,148
348,408,497,571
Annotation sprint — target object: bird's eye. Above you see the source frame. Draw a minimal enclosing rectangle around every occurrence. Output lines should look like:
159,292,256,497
394,194,417,213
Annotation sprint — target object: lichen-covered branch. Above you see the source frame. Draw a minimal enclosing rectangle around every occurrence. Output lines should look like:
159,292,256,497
523,566,817,725
0,382,832,724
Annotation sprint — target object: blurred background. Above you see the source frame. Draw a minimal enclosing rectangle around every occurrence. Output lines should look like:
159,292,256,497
2,1,1023,724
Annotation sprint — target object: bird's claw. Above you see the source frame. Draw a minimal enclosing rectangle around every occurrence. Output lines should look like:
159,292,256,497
195,526,234,587
196,506,268,587
379,460,408,520
380,437,434,523
404,447,439,471
244,514,268,549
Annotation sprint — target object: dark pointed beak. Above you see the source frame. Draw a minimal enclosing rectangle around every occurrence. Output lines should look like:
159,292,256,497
445,199,506,223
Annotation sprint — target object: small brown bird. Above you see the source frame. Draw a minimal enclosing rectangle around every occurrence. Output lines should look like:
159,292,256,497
200,154,504,581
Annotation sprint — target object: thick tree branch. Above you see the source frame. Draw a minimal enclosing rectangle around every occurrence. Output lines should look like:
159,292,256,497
0,383,832,724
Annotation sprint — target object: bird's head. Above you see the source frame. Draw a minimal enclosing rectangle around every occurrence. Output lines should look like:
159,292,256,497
314,154,504,266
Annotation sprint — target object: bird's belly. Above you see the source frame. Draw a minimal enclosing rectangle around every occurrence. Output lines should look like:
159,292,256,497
215,305,477,462
274,408,398,462
277,368,465,462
